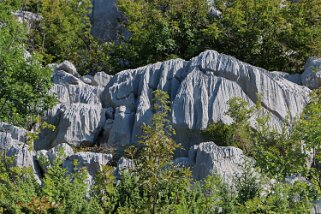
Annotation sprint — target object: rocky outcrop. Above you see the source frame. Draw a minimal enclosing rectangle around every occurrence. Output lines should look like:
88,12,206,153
35,50,310,152
35,66,112,150
188,142,247,184
100,50,310,152
0,122,41,182
302,57,321,89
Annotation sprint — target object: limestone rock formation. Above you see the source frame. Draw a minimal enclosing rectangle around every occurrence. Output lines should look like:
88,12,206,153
302,57,321,89
0,122,41,182
56,60,80,78
100,50,310,151
188,142,246,184
35,50,311,152
35,64,112,150
37,143,74,173
116,157,135,178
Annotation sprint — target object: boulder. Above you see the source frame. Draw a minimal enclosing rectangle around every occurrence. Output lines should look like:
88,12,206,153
0,122,41,182
188,142,246,184
116,157,135,177
302,57,321,89
56,60,80,78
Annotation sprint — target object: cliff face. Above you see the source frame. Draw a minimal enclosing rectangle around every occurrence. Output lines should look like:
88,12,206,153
35,50,310,153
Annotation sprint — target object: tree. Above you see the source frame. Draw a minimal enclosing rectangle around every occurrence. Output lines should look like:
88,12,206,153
0,0,55,128
113,0,211,71
27,0,111,74
115,0,321,73
203,97,307,179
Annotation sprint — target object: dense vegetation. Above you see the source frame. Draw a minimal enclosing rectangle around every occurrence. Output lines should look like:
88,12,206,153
1,0,321,213
0,90,319,213
0,1,55,127
114,0,321,72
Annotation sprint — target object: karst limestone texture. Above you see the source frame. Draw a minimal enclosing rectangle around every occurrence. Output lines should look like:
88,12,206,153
37,50,311,153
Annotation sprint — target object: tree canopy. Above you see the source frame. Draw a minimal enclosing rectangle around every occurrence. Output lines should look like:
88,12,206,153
114,0,321,73
0,0,55,127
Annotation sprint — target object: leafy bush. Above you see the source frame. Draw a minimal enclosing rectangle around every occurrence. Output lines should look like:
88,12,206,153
115,0,321,73
0,0,55,128
24,0,112,74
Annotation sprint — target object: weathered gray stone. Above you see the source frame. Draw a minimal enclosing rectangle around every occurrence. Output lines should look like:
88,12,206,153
312,200,321,214
63,152,113,186
56,60,80,78
0,122,41,182
36,70,106,150
94,72,113,88
189,142,246,184
101,50,310,151
105,106,134,146
302,57,321,89
82,75,98,86
116,157,134,177
52,103,106,147
36,143,74,173
271,71,302,85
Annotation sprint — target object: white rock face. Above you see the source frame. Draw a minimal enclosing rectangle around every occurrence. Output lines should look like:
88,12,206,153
116,157,135,178
37,143,74,173
188,142,246,184
36,143,112,186
0,122,41,182
100,50,310,151
35,69,112,150
302,57,321,89
63,152,113,186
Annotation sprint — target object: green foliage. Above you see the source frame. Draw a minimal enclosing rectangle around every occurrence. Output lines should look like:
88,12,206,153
0,0,55,128
115,0,321,72
210,0,321,72
203,97,254,152
0,155,41,213
295,88,321,191
114,0,211,71
42,158,101,213
237,180,315,214
26,0,111,74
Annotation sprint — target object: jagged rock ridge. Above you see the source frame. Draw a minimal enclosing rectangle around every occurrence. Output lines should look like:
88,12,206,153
37,50,310,154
